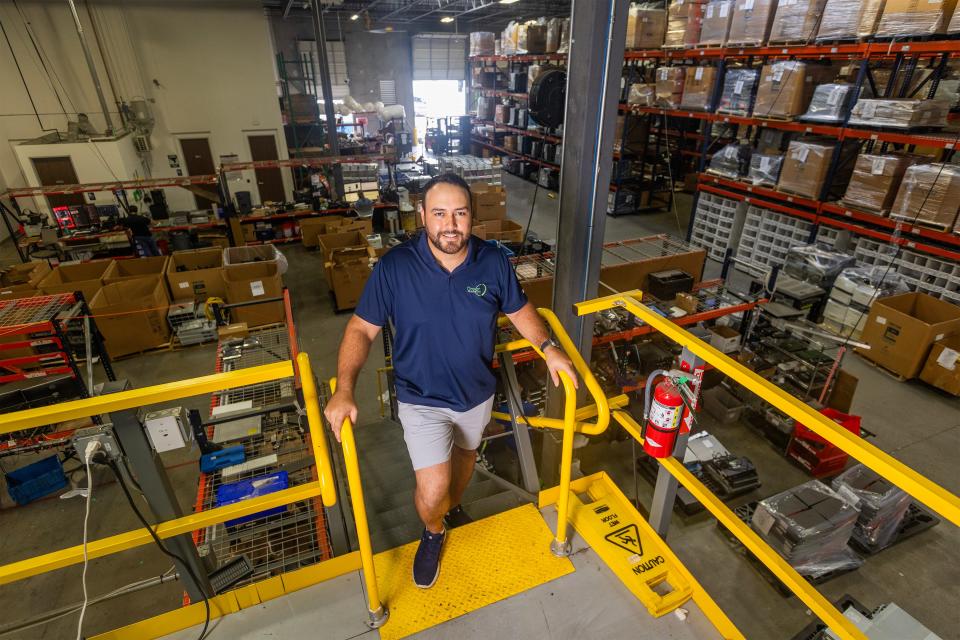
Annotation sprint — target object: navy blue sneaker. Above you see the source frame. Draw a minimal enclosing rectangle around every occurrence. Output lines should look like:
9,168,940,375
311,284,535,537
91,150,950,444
444,505,473,529
413,527,445,588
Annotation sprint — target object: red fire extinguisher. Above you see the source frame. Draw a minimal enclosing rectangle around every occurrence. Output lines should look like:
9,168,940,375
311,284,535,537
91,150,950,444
643,375,685,458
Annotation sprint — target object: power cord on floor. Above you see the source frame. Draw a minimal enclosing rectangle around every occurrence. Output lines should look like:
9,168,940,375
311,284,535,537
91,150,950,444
76,441,100,640
101,457,211,640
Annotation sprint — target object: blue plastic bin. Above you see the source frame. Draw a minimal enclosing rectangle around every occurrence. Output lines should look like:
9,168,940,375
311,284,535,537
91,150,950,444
5,455,68,506
216,471,289,527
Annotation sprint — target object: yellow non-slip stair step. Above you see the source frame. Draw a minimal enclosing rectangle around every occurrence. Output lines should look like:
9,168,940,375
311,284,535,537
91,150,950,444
372,503,575,640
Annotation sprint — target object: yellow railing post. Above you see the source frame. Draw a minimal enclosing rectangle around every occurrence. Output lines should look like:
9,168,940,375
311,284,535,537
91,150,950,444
296,353,337,507
329,378,389,629
551,372,578,556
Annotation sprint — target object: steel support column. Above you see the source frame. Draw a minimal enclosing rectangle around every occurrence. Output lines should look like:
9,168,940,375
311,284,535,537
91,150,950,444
310,3,344,199
542,0,627,485
111,410,213,602
550,0,628,364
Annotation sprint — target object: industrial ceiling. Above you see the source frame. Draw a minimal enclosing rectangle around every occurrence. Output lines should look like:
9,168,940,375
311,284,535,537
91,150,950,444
263,0,570,27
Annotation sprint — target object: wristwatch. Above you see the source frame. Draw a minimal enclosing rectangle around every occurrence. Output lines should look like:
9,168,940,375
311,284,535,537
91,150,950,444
540,338,561,353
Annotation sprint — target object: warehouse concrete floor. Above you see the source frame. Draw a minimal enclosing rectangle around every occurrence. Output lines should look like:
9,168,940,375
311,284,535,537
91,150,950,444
0,173,957,639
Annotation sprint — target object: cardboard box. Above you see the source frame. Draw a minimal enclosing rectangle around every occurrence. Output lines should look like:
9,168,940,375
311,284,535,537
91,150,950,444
753,61,822,119
768,0,828,43
626,5,666,48
665,0,705,47
919,336,960,396
472,224,488,240
0,261,50,290
709,325,742,353
817,0,886,39
727,0,777,45
889,163,960,230
840,154,920,214
299,217,342,248
39,260,112,302
777,140,835,199
103,256,170,284
481,219,524,243
656,66,685,108
223,262,284,327
680,67,718,111
876,0,959,37
470,182,507,221
166,248,226,301
89,276,171,358
318,231,368,262
699,0,734,45
328,255,373,311
856,292,960,379
218,323,249,340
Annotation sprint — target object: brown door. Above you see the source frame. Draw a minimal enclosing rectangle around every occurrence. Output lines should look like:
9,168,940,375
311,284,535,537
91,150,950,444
180,138,217,209
248,135,286,203
32,157,85,211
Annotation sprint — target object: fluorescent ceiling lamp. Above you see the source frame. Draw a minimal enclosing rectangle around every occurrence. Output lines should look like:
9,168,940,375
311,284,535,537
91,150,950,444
499,0,520,4
350,13,359,20
440,16,454,22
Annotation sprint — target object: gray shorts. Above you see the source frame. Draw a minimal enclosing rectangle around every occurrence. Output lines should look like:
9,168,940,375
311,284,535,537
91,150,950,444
396,395,495,470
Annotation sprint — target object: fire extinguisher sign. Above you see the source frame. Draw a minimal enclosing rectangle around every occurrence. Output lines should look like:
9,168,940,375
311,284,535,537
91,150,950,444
649,401,682,430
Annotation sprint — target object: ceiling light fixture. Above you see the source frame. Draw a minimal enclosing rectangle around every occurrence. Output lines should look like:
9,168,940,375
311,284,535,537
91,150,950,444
440,16,455,22
350,13,359,20
499,0,520,4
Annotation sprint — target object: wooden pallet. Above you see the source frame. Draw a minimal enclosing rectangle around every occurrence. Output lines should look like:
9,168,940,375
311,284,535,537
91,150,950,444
889,214,956,232
836,200,889,216
753,113,799,122
855,352,909,382
848,502,941,556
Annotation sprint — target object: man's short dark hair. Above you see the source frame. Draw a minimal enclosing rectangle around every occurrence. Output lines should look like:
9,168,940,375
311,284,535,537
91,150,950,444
421,173,472,210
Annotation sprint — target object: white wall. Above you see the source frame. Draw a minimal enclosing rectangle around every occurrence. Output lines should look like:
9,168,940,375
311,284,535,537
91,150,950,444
0,1,292,227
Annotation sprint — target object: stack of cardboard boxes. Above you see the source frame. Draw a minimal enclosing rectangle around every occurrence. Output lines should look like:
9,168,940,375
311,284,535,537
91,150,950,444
299,216,372,249
679,66,718,111
470,182,524,243
318,230,385,311
665,0,705,47
0,262,51,301
625,4,666,48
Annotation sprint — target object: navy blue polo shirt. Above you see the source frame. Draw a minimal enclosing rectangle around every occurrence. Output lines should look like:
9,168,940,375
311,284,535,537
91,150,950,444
355,232,528,411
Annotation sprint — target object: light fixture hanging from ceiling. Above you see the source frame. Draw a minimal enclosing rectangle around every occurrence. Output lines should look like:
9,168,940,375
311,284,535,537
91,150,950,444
350,13,359,20
440,16,454,23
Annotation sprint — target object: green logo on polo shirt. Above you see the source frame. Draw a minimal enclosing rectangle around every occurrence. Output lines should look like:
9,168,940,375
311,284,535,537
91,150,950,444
467,283,488,297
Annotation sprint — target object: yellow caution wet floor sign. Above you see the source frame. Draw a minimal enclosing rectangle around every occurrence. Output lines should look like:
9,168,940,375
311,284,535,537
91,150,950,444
542,472,693,617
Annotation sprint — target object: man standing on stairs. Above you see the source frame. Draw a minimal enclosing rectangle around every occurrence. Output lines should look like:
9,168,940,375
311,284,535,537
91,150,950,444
324,173,578,589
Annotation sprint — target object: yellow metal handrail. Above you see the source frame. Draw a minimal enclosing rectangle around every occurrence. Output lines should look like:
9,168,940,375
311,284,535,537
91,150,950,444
577,290,960,640
0,353,338,586
328,377,388,627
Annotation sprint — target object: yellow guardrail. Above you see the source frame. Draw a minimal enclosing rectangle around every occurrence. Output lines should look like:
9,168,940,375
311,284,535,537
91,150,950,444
0,352,338,588
328,377,388,627
575,290,960,640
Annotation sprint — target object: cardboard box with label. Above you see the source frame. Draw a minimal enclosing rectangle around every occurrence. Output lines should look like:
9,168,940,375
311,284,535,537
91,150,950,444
223,262,284,327
655,66,686,108
166,248,226,301
699,0,735,45
680,66,718,111
626,5,667,48
89,276,171,358
840,153,921,214
889,163,960,230
856,292,960,379
218,323,249,340
39,260,112,302
777,140,835,199
470,182,507,221
876,0,959,37
753,61,823,119
769,0,829,42
727,0,778,45
103,256,170,284
920,336,960,396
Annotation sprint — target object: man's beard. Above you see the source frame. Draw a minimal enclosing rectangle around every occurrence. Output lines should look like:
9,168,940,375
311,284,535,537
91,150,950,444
429,230,467,255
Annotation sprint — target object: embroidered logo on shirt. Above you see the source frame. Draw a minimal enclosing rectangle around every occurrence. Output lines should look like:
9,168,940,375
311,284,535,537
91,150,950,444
466,283,488,297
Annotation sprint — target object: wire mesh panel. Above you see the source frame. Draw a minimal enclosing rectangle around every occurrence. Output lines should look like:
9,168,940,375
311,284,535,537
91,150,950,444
192,325,333,591
0,293,75,329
